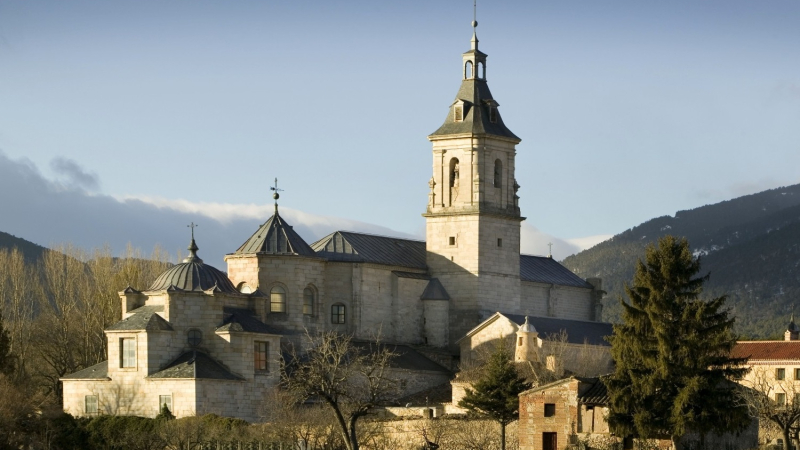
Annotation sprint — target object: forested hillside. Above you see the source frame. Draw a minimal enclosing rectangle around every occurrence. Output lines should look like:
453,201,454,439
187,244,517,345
0,230,48,262
563,184,800,338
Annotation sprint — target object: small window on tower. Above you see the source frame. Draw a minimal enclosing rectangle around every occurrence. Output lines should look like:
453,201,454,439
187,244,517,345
449,236,456,246
497,238,503,247
489,106,498,123
454,106,463,122
518,336,523,346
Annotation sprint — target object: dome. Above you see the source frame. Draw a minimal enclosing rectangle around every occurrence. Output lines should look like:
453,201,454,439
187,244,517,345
518,316,536,333
788,320,800,333
149,237,238,294
235,209,315,256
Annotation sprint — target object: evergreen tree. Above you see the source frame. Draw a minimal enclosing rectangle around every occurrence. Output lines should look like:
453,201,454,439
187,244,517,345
458,341,528,450
605,235,749,447
0,312,14,376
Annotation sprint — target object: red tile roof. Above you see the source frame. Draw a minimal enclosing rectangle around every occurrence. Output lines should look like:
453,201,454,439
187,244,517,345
731,341,800,361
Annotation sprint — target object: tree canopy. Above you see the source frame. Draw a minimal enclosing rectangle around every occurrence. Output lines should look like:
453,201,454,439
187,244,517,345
458,341,528,450
605,235,749,444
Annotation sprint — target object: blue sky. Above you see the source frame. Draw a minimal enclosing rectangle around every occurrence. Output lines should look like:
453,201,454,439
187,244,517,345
1,0,799,264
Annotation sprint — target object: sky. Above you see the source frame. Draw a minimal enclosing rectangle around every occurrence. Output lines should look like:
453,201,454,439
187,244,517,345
1,0,799,266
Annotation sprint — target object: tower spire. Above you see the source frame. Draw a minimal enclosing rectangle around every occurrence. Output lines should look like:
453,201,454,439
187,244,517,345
184,222,202,263
471,0,479,50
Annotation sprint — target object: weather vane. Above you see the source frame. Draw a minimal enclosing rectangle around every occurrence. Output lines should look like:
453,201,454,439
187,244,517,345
270,178,283,212
473,0,477,29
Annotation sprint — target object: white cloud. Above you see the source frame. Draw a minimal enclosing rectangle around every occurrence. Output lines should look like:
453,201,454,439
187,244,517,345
50,157,100,192
566,234,613,251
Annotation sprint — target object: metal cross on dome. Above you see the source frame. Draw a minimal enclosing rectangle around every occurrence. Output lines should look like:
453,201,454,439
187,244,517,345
188,222,198,239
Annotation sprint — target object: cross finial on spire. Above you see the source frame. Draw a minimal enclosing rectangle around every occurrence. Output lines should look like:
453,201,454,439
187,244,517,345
470,0,479,50
185,222,201,262
270,177,284,213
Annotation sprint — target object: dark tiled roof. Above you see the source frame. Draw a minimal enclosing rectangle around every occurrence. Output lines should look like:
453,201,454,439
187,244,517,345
429,79,519,141
218,308,281,335
731,341,800,360
578,377,609,405
62,361,109,380
392,271,430,280
107,305,173,331
396,382,453,406
148,350,243,380
503,314,613,346
421,278,450,300
235,210,316,256
312,231,427,270
149,251,238,294
350,341,450,373
520,255,593,288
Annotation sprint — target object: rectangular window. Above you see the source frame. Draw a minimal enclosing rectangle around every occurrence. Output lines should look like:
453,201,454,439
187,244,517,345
331,304,346,324
518,336,523,346
85,395,98,415
254,341,268,372
777,368,786,380
120,338,136,368
449,236,455,246
795,368,800,380
159,395,172,413
489,106,498,123
497,238,503,247
454,106,463,122
544,403,556,417
777,392,787,406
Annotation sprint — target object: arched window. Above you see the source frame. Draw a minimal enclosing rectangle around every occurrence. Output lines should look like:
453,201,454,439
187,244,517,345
303,287,315,316
270,286,286,313
331,303,346,324
494,159,502,188
477,62,485,79
465,61,473,79
237,282,253,294
449,158,460,188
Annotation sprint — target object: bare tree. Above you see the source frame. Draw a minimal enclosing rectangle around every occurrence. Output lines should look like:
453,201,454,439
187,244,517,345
262,388,343,449
738,366,800,449
0,248,36,381
282,331,400,450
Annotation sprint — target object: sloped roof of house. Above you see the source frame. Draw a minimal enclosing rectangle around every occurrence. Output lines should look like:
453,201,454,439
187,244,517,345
520,255,594,288
349,341,451,374
217,308,281,335
148,350,243,380
312,231,427,269
61,360,109,380
461,312,612,346
731,341,800,361
107,305,173,331
421,278,450,300
578,377,609,405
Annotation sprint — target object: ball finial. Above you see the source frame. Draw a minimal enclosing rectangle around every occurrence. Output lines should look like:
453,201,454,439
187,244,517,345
472,20,478,28
273,192,279,200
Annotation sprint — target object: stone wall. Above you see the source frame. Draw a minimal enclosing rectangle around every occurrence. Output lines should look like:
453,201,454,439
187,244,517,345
521,282,593,321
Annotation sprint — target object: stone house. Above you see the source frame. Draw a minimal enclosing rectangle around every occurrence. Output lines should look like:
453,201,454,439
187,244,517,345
518,377,758,450
60,18,605,421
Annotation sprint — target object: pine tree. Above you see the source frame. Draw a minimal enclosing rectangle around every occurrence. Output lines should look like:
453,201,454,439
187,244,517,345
458,341,528,450
605,235,749,447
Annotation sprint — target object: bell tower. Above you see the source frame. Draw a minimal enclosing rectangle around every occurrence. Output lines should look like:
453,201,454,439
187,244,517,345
424,18,524,343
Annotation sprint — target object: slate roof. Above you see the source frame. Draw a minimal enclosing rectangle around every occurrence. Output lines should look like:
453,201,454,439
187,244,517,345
217,308,281,334
392,271,430,280
148,350,243,380
312,231,427,270
520,255,594,289
349,341,450,373
731,341,800,361
578,377,609,405
61,361,109,380
235,210,316,257
502,314,613,346
421,278,450,300
149,239,238,294
429,78,519,140
107,305,173,331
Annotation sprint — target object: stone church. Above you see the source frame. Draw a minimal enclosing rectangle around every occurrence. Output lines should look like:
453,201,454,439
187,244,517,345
61,22,605,421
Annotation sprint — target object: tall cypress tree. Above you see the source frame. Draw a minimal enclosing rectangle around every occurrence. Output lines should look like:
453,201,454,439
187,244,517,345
0,312,14,377
606,235,749,447
458,341,528,450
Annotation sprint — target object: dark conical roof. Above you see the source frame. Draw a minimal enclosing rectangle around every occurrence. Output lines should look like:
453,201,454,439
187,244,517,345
149,238,238,293
235,210,315,256
429,79,519,140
